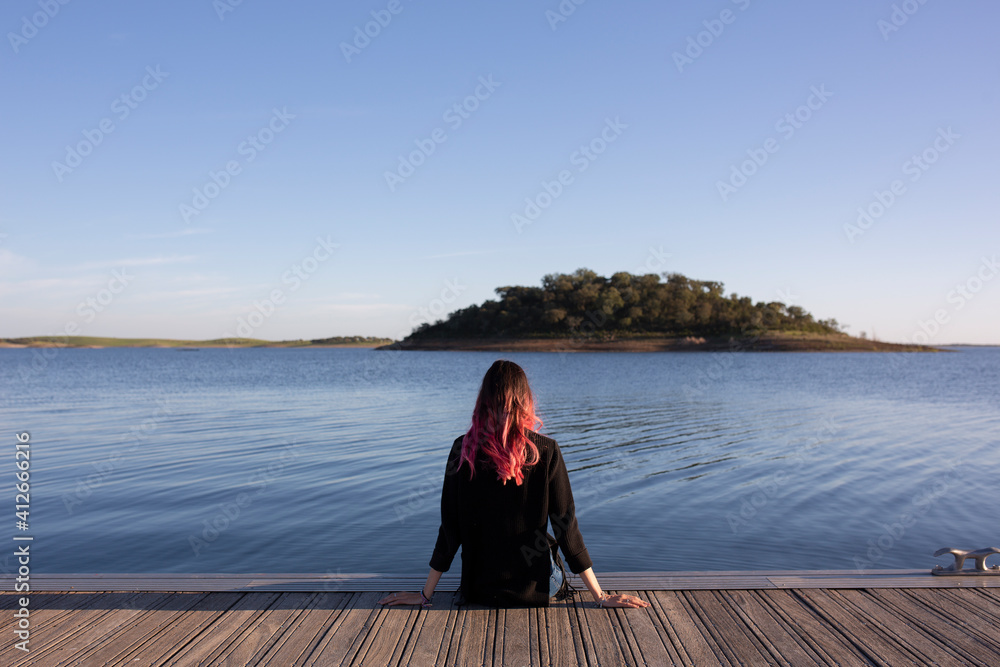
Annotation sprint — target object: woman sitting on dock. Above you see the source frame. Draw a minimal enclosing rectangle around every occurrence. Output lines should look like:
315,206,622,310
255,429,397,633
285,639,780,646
379,359,648,610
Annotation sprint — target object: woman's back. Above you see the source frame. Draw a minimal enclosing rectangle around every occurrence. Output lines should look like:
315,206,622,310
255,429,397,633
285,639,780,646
430,430,592,607
378,360,648,612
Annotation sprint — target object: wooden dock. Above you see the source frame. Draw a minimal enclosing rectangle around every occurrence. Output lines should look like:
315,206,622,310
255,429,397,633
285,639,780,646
3,571,999,665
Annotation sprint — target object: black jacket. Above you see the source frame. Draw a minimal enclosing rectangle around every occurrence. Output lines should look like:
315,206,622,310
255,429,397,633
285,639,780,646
429,430,593,607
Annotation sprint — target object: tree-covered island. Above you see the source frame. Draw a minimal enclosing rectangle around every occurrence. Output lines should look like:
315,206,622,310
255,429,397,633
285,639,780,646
386,269,936,352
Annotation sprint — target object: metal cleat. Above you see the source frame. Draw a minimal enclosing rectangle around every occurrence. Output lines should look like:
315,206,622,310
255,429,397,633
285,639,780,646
932,547,1000,575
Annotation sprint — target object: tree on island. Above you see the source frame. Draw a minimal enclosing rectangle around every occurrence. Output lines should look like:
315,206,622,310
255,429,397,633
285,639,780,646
406,268,842,340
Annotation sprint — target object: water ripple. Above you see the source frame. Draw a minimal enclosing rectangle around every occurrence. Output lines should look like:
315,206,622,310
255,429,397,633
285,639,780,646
1,346,997,573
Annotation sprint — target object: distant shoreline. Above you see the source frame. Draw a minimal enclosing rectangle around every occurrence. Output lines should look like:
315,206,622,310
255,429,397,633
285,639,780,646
0,336,393,349
377,332,943,353
0,333,957,352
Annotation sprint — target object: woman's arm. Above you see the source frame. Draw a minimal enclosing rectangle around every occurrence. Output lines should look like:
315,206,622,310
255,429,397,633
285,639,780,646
377,567,443,607
578,567,604,602
422,567,442,599
545,438,648,610
545,438,593,573
380,440,463,609
577,567,650,608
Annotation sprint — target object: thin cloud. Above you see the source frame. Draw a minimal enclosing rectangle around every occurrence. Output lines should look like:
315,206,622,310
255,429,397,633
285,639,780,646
0,277,108,297
129,287,244,301
73,255,198,271
336,292,382,300
0,248,35,276
419,249,503,260
420,242,616,261
310,303,413,314
127,228,212,240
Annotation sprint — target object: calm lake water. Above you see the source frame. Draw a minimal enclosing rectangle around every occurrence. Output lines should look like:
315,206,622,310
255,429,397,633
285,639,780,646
1,346,998,576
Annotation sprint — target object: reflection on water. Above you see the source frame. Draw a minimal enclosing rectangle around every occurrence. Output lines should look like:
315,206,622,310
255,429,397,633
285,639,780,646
1,346,997,574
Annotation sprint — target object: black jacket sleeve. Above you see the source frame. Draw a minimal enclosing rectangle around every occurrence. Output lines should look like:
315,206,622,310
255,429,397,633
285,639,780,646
546,437,593,574
429,439,463,572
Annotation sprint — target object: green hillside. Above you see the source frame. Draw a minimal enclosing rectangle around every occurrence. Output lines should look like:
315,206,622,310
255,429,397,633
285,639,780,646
406,268,842,341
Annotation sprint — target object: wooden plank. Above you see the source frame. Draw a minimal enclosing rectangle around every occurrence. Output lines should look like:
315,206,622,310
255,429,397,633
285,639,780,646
7,591,103,610
452,606,491,667
528,605,544,667
648,590,715,665
531,604,547,667
499,605,534,667
573,590,634,666
243,578,461,592
270,591,351,665
388,608,430,667
836,589,968,665
442,603,469,667
9,570,1000,592
7,573,254,592
904,589,1000,655
439,600,464,666
608,590,680,666
2,592,150,666
543,598,584,667
304,592,384,665
355,604,420,667
20,591,133,627
0,591,104,662
0,592,153,667
684,590,771,665
718,589,824,666
28,592,177,666
755,589,871,666
602,590,647,666
109,592,242,665
537,604,554,667
678,590,744,665
565,597,591,667
0,591,107,645
483,604,499,667
491,606,506,667
606,593,646,666
796,589,918,666
247,592,355,666
873,588,1000,663
769,575,1000,589
7,585,1000,666
612,576,777,590
28,591,148,624
934,588,1000,626
384,607,429,667
568,597,599,666
394,592,459,667
165,592,307,666
336,595,402,667
161,592,283,665
14,592,187,665
980,588,1000,606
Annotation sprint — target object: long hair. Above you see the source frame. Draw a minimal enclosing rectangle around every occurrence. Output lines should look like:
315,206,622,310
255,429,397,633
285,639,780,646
459,360,542,485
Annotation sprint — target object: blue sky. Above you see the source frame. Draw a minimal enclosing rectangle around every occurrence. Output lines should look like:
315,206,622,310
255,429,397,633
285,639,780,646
2,0,998,344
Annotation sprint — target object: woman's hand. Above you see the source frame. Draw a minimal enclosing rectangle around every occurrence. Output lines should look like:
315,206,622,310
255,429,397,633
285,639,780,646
578,569,650,609
598,593,649,608
378,592,425,606
379,570,441,607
